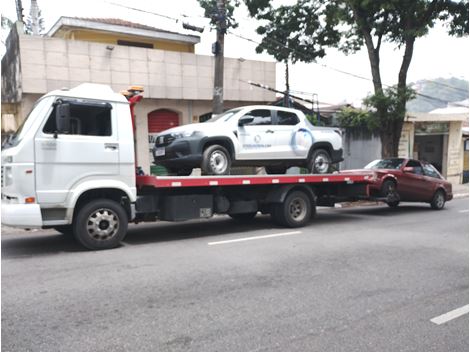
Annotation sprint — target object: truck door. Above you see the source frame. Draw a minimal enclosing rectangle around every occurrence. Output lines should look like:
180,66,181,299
237,109,277,160
34,99,119,204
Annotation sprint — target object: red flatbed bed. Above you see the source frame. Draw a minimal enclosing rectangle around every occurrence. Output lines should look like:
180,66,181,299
136,173,373,189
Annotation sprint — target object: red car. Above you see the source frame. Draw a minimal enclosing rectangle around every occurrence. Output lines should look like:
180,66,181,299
341,158,453,209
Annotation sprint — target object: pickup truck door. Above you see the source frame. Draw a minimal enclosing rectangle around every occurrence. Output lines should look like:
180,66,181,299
34,99,119,204
237,109,278,160
272,110,308,159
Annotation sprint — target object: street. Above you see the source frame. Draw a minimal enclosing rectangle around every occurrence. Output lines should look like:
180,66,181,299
2,198,468,352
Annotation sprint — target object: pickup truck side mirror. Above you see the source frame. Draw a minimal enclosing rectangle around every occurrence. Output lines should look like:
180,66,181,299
238,116,254,126
55,102,71,136
403,166,414,173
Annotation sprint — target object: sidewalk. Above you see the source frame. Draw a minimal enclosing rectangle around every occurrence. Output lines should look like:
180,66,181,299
452,182,469,199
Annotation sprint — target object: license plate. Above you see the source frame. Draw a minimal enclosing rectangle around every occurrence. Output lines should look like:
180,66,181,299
155,147,165,156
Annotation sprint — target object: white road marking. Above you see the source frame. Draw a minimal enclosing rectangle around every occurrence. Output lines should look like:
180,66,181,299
208,231,302,246
430,305,469,325
458,209,469,213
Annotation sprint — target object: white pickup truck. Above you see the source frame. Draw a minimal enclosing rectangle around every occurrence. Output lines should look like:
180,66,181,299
152,106,343,175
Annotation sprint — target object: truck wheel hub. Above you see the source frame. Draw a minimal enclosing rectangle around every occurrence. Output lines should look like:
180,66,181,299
87,208,119,240
210,151,227,173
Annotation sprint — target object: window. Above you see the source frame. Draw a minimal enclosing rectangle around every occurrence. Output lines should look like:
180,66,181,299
405,160,424,175
43,100,112,136
423,163,442,179
277,111,299,125
117,40,153,49
243,109,272,126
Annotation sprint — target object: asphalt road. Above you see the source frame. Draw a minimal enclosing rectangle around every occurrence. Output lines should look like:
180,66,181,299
2,198,468,352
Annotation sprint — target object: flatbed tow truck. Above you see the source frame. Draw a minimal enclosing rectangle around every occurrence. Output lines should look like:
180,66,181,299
1,84,374,250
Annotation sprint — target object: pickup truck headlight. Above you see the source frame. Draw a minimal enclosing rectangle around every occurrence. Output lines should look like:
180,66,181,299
171,131,201,139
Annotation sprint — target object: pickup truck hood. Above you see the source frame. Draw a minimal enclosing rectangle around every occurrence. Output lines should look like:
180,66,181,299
159,122,217,135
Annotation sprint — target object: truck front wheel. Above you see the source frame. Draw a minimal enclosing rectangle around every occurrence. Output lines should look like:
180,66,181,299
73,199,128,250
272,190,313,228
201,145,231,175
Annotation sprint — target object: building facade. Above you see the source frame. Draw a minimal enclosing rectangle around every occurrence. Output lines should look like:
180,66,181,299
1,18,276,173
398,109,468,184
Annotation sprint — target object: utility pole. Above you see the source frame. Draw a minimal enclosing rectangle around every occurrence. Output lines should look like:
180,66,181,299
212,0,226,115
29,0,40,35
15,0,24,22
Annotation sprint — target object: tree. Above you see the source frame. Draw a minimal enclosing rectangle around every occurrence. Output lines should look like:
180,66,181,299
245,0,469,157
25,0,45,35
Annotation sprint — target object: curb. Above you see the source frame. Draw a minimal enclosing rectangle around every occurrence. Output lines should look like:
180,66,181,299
453,193,469,199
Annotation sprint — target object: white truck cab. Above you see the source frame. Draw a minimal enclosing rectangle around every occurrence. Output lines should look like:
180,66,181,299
1,83,136,229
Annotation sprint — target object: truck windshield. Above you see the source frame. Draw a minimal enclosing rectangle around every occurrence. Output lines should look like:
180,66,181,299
205,109,242,123
2,97,52,149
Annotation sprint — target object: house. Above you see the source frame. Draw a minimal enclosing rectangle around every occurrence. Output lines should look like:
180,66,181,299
1,17,276,173
399,100,469,184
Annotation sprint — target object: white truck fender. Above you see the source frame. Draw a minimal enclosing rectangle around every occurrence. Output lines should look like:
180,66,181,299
64,180,137,219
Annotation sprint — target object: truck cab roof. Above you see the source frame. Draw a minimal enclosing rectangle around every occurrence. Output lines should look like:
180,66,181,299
44,83,128,104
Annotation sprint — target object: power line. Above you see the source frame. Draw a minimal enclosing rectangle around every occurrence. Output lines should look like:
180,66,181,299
228,30,468,107
102,1,468,108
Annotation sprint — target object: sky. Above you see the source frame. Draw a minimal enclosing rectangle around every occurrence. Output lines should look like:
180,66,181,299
1,0,469,106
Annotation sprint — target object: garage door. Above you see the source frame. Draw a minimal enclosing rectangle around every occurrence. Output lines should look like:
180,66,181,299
148,109,179,175
148,109,179,133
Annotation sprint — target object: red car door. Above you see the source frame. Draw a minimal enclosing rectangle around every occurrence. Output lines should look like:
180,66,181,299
398,160,432,201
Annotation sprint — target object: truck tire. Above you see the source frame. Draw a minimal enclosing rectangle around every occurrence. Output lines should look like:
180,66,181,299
73,199,128,250
307,149,331,174
53,225,73,235
430,189,446,210
201,145,231,175
273,190,312,228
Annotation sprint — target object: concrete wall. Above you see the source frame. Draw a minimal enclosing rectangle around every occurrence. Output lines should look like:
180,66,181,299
16,35,276,102
340,128,382,170
446,121,463,184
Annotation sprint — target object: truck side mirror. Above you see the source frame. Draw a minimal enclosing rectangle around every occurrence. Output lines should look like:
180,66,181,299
238,116,254,126
55,102,71,136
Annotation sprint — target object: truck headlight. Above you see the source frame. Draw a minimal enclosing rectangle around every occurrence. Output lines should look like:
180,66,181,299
171,131,200,139
4,166,13,186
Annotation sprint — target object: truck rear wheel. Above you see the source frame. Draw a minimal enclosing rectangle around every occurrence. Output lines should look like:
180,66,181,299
273,190,313,227
308,149,331,174
73,199,128,250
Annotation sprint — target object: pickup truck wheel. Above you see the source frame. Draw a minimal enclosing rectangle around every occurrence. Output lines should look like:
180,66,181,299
229,212,257,221
275,190,312,228
430,190,446,210
73,199,128,250
202,145,231,175
308,149,331,174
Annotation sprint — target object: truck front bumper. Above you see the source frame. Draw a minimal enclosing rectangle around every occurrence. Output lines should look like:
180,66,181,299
1,203,43,227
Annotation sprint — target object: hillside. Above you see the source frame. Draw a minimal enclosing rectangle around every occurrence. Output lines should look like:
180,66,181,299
407,77,469,113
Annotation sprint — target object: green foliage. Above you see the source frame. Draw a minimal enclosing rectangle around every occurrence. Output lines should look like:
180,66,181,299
197,0,240,30
244,0,468,62
1,15,13,30
338,86,416,132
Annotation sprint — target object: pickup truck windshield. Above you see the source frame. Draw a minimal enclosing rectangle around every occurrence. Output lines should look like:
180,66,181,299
2,97,52,149
205,109,242,123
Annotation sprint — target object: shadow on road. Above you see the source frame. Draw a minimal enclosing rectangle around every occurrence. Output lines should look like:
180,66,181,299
1,203,439,257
